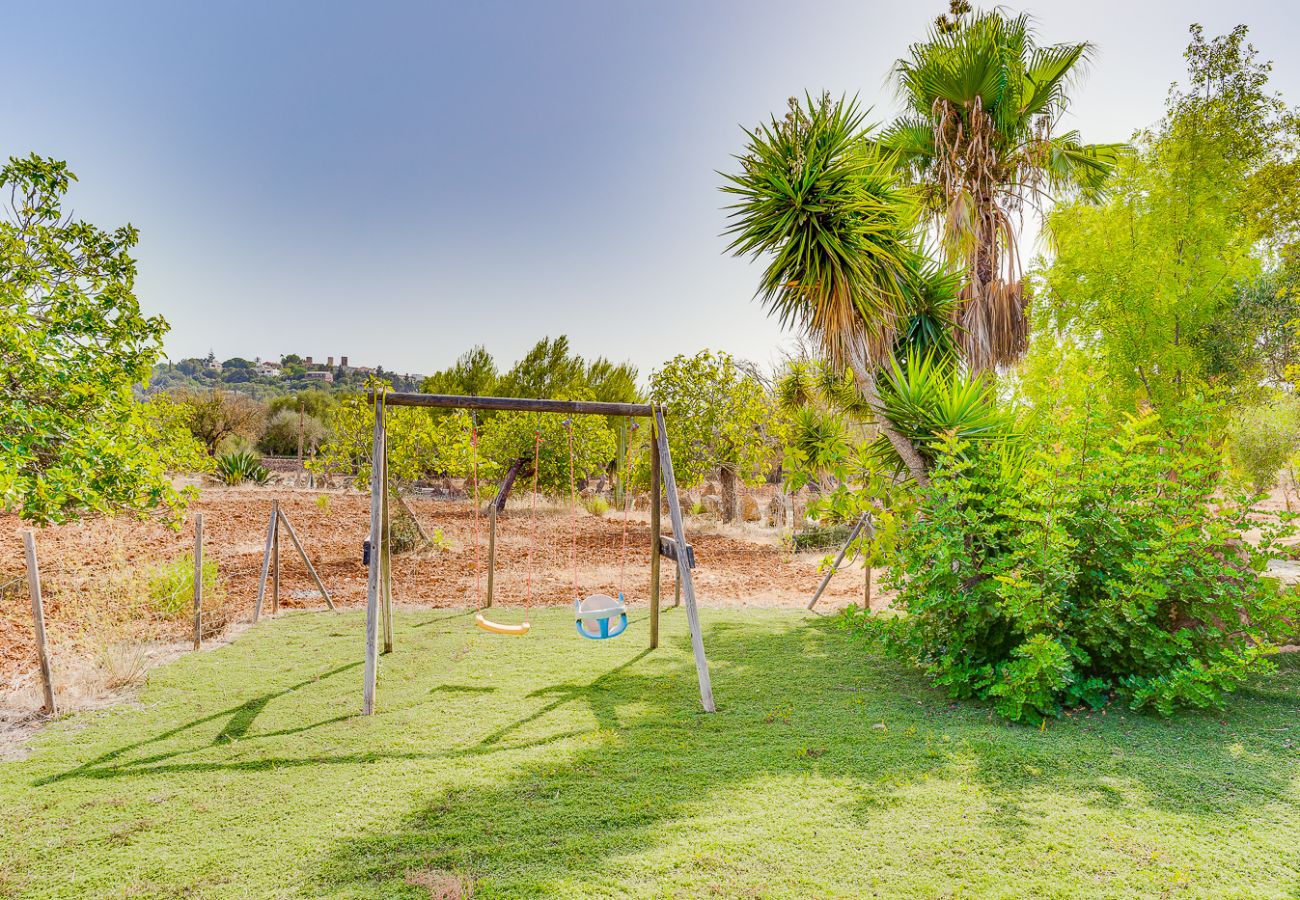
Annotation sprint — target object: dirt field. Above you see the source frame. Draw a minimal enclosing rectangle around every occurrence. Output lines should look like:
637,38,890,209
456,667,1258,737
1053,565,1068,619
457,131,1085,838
1,485,877,698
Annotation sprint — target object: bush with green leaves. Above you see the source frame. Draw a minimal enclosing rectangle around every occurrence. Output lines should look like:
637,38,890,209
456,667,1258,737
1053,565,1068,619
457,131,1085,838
854,408,1295,722
215,451,270,486
147,553,221,619
1228,394,1300,494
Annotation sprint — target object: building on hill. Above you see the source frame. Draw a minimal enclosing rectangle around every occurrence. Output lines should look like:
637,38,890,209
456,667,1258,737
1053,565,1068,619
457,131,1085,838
304,370,334,383
254,360,282,377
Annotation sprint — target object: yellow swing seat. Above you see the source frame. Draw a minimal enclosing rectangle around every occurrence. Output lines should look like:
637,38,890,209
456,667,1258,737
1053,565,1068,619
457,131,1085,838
475,613,530,636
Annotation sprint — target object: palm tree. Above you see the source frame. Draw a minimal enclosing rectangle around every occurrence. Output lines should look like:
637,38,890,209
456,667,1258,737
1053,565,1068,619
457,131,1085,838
722,94,934,484
884,3,1127,371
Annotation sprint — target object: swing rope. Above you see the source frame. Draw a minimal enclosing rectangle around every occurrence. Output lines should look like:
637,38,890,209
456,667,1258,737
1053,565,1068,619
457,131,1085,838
470,417,482,610
523,429,541,624
619,420,634,598
567,419,579,601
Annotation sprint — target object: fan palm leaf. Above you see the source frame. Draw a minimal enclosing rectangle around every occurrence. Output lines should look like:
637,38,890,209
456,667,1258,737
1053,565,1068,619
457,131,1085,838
886,6,1128,371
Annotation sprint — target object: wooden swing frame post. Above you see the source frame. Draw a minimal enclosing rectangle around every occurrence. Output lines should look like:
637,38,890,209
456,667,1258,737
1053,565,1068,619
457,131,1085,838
361,392,714,715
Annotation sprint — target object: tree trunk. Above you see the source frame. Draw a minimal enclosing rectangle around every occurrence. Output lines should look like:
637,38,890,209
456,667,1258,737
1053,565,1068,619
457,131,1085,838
492,456,529,512
719,465,738,522
847,363,931,488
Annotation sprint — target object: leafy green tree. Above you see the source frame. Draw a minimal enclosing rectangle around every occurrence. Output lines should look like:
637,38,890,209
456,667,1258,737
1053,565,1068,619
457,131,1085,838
267,389,336,420
496,336,589,400
584,357,640,405
0,154,200,524
312,381,473,488
1036,24,1295,411
259,409,329,457
478,410,616,500
648,350,778,521
422,345,499,397
174,388,267,455
1228,395,1300,494
884,2,1126,371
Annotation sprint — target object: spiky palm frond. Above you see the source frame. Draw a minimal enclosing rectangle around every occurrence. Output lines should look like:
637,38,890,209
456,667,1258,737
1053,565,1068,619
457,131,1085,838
1043,133,1130,200
721,95,919,367
775,361,817,412
896,258,963,362
787,405,854,476
872,351,1018,468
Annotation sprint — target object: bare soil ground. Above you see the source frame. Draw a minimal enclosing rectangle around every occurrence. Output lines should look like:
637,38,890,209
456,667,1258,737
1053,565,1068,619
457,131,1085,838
1,485,876,695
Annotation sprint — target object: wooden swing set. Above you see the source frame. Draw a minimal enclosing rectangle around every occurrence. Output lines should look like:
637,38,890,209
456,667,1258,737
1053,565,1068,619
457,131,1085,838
361,390,715,715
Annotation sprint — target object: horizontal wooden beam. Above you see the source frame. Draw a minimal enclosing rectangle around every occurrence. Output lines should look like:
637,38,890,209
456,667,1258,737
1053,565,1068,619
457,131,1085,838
372,392,655,417
659,536,695,568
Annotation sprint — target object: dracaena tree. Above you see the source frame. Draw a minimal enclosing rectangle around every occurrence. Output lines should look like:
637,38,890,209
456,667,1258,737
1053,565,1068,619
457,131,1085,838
722,94,935,485
883,2,1127,371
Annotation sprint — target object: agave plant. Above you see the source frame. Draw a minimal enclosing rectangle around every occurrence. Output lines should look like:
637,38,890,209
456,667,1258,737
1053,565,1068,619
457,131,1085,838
215,450,270,486
884,3,1127,371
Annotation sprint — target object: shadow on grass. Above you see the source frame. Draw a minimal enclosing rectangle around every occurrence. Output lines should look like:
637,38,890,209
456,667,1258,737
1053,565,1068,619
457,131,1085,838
36,661,362,785
316,621,1300,895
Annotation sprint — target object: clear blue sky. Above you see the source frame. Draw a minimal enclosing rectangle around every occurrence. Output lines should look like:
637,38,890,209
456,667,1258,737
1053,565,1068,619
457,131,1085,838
6,1,1298,379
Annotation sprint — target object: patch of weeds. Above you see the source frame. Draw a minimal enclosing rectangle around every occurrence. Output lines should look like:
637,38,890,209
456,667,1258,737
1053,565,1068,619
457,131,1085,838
147,554,221,619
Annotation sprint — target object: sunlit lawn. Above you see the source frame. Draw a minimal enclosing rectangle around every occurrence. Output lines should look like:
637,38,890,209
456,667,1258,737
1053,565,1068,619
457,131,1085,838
2,607,1299,898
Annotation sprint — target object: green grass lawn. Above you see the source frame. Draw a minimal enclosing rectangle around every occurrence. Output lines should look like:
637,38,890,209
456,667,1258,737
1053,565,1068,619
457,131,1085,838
2,607,1299,899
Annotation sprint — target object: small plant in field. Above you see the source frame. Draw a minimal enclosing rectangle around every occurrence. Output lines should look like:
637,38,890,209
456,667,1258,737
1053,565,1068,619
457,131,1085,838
315,494,331,514
429,528,451,552
584,496,610,517
215,451,270,486
96,640,152,692
690,499,707,517
147,554,221,619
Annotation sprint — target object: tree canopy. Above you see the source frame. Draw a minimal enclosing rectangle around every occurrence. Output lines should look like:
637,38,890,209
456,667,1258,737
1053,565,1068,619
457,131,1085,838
0,155,204,524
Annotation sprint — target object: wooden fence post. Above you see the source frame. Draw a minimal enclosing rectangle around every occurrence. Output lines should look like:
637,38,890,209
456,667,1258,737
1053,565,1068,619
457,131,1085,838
192,513,204,649
23,531,57,716
271,499,280,615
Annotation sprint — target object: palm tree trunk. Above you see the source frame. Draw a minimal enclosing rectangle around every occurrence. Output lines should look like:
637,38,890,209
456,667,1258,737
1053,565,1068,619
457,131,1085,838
847,363,931,488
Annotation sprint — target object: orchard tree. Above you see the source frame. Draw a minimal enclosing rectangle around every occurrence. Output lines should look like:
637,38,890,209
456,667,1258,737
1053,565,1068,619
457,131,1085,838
0,155,204,525
174,388,267,454
648,350,778,521
478,409,617,504
312,380,474,488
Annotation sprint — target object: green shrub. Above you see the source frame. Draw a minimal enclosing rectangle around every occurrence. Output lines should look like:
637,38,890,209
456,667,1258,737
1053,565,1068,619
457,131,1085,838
215,451,269,486
1228,394,1300,494
853,408,1295,722
584,496,610,517
147,554,220,619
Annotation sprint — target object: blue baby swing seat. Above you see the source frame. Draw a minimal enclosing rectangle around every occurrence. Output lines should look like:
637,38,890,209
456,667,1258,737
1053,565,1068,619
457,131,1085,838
575,593,629,640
